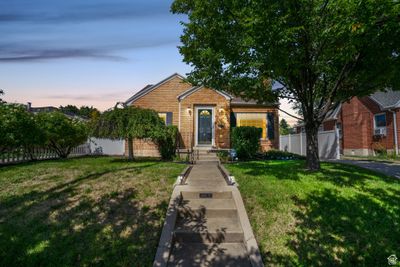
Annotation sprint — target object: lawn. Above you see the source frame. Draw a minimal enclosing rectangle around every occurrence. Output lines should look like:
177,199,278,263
226,160,400,267
0,157,185,267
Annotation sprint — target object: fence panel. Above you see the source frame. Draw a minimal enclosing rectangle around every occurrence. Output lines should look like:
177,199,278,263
280,130,339,159
89,138,125,155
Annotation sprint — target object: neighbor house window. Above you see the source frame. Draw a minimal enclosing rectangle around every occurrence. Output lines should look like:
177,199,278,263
236,113,267,139
374,113,386,129
158,112,172,126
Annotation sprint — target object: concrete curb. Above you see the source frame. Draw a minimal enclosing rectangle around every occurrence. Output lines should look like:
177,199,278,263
231,187,264,267
153,187,182,267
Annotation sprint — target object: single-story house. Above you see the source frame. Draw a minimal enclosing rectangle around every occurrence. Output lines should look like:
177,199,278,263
124,73,279,157
297,90,400,156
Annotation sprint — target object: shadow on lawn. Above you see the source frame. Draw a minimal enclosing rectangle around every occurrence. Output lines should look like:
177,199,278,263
264,188,400,266
0,163,166,267
235,160,400,187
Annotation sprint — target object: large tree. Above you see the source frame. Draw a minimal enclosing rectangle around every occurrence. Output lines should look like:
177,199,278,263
172,0,400,170
92,105,164,161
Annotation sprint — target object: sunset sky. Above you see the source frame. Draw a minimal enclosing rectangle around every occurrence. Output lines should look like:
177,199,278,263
0,0,297,125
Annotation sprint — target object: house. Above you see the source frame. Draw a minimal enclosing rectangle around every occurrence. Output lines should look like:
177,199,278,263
296,90,400,156
124,73,279,157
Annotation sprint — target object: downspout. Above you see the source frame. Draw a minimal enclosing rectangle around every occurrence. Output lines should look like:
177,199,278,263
391,109,398,155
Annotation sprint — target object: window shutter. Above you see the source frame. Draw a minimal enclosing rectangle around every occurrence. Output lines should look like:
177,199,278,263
166,112,173,126
230,112,237,128
267,112,275,139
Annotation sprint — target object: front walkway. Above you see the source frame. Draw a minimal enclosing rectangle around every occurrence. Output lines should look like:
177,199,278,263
154,160,263,267
332,159,400,179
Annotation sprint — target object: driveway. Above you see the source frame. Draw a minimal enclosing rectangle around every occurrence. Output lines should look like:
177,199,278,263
332,159,400,179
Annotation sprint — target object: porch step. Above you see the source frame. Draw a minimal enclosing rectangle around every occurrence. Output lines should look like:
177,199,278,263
174,216,244,243
178,198,237,218
167,242,251,267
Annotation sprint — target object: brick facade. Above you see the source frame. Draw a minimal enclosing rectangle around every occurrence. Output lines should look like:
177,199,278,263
334,96,399,156
126,74,280,157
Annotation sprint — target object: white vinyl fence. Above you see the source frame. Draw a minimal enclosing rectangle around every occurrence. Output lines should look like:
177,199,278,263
0,143,91,165
89,138,125,156
280,130,340,159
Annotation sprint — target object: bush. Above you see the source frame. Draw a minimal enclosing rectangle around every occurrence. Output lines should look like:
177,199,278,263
260,149,305,160
231,126,262,160
37,112,88,158
217,150,230,162
153,125,178,160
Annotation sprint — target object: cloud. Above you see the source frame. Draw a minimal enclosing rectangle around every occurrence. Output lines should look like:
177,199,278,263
44,91,133,102
0,1,172,23
0,48,127,62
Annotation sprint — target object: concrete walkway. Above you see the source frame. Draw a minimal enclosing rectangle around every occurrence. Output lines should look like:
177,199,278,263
332,159,400,179
154,157,263,267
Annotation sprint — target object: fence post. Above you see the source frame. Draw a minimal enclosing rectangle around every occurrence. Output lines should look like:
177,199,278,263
288,134,291,153
300,133,303,155
335,127,340,159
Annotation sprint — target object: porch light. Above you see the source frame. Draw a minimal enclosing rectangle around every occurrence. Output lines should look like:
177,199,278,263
187,107,192,115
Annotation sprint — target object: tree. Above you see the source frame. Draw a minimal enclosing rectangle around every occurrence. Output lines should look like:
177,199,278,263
280,119,292,135
0,104,45,158
37,112,88,158
0,89,3,103
92,106,164,161
59,105,80,116
172,0,400,170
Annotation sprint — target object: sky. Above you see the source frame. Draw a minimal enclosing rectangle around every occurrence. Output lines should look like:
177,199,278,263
0,0,297,125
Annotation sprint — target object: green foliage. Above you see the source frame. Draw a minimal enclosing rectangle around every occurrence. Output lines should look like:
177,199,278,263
231,126,262,160
279,119,292,135
37,112,88,158
261,149,305,160
153,125,178,160
0,104,45,156
59,105,100,119
172,0,400,170
93,106,165,160
217,150,230,162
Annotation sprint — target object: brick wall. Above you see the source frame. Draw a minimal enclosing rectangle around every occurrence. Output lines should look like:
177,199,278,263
180,87,231,149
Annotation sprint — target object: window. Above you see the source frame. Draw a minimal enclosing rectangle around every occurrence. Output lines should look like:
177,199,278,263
374,113,386,128
236,113,267,139
158,112,172,126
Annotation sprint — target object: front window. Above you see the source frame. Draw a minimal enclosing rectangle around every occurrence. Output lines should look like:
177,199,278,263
236,113,266,139
158,112,167,124
374,113,386,128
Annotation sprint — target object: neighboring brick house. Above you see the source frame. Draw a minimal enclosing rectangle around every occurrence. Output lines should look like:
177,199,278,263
297,90,400,156
124,73,279,157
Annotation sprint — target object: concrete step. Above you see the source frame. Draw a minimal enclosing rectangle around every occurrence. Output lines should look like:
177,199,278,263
181,191,232,199
167,242,251,267
178,199,237,218
197,154,218,159
174,216,244,243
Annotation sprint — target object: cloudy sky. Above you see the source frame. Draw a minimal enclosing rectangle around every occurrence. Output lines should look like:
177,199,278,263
0,0,297,124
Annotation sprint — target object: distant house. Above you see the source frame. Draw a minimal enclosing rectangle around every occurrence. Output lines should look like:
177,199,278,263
26,102,58,113
125,73,279,157
296,90,400,156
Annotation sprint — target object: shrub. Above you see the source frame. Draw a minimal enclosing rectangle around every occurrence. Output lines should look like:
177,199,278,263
153,125,178,160
261,149,305,160
37,112,88,158
217,150,230,163
231,126,262,160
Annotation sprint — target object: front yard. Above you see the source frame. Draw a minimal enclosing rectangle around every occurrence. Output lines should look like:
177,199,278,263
0,157,184,267
226,160,400,266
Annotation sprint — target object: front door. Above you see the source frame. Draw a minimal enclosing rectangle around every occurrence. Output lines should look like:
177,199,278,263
197,108,213,145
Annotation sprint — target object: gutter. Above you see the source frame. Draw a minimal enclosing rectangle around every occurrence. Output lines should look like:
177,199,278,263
390,109,399,155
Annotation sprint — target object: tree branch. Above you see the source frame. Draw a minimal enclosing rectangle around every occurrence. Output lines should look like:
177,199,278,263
278,107,304,121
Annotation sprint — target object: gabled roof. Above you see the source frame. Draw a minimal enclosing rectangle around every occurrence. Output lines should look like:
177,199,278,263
125,73,185,105
325,104,342,120
177,85,233,100
369,90,400,109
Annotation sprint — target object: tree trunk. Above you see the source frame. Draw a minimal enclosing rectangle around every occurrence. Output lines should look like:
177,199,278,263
305,123,320,170
127,137,134,161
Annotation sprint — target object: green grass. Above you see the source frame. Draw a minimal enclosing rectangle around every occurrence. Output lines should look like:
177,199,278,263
226,160,400,266
0,156,185,267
